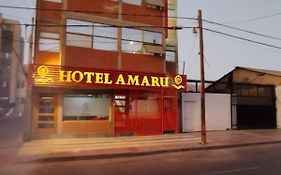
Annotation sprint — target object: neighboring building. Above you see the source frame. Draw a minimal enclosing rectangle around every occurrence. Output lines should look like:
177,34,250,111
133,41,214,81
165,0,178,74
27,0,186,138
0,13,25,117
207,66,281,129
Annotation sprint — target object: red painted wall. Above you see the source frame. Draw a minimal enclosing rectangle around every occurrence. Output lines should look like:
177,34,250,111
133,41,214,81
67,0,119,19
64,46,118,70
121,53,164,73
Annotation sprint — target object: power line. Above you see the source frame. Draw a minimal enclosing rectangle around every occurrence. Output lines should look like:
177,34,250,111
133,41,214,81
0,5,197,20
203,19,281,41
0,22,191,30
223,12,281,24
204,28,281,50
2,5,281,41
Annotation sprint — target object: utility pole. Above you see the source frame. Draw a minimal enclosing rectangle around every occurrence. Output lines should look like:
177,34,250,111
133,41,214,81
198,10,207,144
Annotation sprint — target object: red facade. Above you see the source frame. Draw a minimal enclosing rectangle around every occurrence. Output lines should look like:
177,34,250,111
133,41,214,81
30,0,183,137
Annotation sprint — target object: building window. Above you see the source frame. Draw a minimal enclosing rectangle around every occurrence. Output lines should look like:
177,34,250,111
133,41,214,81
165,46,176,62
39,95,55,113
2,81,7,88
2,24,13,31
44,0,62,3
66,19,117,51
123,0,142,5
63,94,111,121
122,28,163,55
168,8,176,17
122,28,143,53
1,30,13,53
143,31,162,44
144,0,164,9
39,32,60,52
93,23,117,51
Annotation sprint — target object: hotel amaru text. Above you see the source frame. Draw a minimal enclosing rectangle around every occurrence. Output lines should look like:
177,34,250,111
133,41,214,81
31,64,187,91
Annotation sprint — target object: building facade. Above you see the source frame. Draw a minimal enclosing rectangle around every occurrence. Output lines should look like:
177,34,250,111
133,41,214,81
207,67,280,129
0,13,25,118
28,0,186,138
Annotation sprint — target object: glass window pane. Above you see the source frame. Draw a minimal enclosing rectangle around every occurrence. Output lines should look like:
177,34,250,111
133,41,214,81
66,19,93,35
40,32,59,39
38,123,54,128
168,8,176,17
122,40,142,53
143,31,162,44
39,95,55,113
93,37,117,51
166,51,176,62
94,23,117,38
122,28,143,42
123,0,142,5
39,38,60,52
66,33,92,48
38,116,54,121
63,94,111,121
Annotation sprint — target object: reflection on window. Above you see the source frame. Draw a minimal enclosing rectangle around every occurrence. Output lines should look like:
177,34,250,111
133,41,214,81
66,19,93,35
143,31,162,44
39,32,60,52
166,46,176,62
63,94,111,121
66,33,92,48
39,95,55,113
93,23,117,50
122,28,163,55
123,0,142,5
66,19,117,51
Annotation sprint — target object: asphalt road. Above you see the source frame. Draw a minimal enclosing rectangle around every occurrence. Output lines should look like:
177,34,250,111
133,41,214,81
1,142,281,175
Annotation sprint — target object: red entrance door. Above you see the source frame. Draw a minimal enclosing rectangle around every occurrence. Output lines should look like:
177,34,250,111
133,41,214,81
114,91,178,136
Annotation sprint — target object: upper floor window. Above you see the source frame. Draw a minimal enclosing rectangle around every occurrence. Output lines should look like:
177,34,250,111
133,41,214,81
122,28,163,55
1,30,13,53
66,19,117,51
44,0,62,3
122,0,142,5
165,45,176,62
93,23,117,51
39,32,60,52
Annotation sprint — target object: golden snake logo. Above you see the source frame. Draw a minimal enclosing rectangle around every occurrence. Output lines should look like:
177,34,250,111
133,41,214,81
172,75,185,90
35,66,54,83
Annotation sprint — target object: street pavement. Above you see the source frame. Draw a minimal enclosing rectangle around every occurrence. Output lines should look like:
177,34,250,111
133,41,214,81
1,116,281,164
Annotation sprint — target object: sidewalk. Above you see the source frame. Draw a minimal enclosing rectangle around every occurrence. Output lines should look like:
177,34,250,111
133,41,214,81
1,129,280,164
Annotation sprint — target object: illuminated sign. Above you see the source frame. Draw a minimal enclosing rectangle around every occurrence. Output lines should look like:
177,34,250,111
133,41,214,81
31,64,187,91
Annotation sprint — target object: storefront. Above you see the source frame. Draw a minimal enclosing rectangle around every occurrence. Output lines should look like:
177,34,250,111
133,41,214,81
29,64,186,137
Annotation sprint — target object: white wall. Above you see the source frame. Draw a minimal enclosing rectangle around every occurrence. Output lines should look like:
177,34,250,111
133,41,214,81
182,93,231,132
276,86,281,129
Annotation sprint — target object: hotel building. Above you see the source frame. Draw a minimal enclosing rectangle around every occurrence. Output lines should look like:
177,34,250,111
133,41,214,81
28,0,185,138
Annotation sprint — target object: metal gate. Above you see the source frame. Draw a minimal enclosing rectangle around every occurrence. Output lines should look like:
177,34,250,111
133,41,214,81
114,91,178,136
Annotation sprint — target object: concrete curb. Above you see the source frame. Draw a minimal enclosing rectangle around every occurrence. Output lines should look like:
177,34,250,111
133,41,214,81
20,140,281,164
